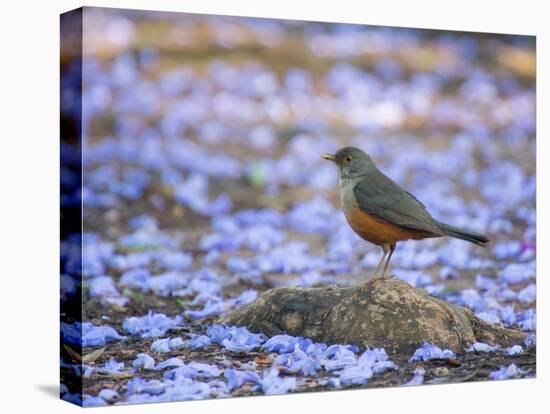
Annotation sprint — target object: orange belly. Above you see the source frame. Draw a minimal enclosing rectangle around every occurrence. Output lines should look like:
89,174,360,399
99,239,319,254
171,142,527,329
344,204,435,246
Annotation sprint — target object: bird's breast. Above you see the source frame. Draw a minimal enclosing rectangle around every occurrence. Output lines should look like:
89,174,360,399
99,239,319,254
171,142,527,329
339,182,429,246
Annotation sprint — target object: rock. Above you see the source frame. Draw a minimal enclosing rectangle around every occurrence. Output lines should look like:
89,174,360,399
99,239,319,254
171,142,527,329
224,277,527,357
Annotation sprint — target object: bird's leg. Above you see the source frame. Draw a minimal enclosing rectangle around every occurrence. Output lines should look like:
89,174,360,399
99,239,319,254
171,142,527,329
373,244,389,279
381,243,396,278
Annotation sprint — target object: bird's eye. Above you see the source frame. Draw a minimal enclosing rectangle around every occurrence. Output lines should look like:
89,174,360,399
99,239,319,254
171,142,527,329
345,155,352,163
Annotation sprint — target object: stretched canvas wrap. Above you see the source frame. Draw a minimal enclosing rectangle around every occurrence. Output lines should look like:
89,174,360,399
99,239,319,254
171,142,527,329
60,6,536,407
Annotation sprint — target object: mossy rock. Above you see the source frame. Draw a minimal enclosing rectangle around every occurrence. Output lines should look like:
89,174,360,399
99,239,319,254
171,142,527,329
224,277,527,357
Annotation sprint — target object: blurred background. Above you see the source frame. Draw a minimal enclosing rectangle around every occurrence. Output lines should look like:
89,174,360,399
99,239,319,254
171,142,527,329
74,6,536,314
60,7,536,402
76,8,535,274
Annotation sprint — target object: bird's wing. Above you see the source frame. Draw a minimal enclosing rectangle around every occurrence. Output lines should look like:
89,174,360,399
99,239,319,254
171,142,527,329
353,171,442,235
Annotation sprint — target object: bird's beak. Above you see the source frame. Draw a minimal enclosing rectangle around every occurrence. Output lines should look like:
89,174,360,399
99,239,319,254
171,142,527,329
321,154,335,162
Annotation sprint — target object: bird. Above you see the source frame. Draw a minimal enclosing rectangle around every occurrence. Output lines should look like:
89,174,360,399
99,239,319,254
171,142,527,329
321,146,489,278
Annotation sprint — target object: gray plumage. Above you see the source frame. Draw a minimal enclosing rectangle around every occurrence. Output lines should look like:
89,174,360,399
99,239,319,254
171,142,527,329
353,169,443,235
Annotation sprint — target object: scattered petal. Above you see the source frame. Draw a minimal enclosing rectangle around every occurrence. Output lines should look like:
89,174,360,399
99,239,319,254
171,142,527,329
489,364,523,380
123,312,182,338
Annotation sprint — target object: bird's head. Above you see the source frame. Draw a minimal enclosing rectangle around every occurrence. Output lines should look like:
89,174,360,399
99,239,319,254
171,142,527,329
321,146,376,179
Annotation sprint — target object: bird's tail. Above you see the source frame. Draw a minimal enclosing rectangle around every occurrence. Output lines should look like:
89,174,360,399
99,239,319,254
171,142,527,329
437,222,489,247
